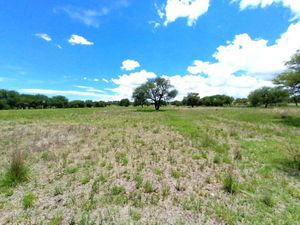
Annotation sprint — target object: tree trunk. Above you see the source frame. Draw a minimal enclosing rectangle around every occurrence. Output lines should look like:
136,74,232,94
265,103,268,108
154,101,160,110
294,97,298,107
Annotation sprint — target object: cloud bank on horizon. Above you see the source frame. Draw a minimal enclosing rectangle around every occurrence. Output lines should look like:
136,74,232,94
1,0,300,101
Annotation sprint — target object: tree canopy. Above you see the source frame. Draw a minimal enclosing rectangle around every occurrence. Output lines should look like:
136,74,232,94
132,77,177,110
274,50,300,106
248,86,289,108
183,93,200,107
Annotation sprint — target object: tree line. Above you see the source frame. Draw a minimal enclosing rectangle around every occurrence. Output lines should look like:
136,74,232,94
1,51,299,110
132,50,300,109
0,91,110,110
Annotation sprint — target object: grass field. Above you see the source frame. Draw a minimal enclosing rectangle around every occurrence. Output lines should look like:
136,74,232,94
0,107,299,225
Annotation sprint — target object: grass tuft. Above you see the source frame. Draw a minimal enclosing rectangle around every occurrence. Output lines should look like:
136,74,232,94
22,192,36,209
222,173,239,194
1,149,29,189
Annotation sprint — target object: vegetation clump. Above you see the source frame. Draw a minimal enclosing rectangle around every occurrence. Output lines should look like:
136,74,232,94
1,149,29,189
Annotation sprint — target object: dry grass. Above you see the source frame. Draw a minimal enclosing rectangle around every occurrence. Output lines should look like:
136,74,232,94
0,107,299,224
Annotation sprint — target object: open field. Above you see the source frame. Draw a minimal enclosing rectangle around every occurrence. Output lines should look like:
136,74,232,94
0,107,299,225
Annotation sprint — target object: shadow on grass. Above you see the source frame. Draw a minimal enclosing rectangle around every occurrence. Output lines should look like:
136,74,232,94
273,158,300,178
135,108,166,113
278,116,300,127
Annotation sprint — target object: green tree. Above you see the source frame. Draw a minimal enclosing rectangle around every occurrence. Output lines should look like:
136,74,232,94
183,93,200,107
69,100,85,108
85,100,94,108
132,85,148,107
49,96,68,108
133,77,177,110
200,95,234,106
274,50,300,106
248,86,288,108
119,98,130,107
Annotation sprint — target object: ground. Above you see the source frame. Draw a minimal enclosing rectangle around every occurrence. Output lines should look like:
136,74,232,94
0,107,299,225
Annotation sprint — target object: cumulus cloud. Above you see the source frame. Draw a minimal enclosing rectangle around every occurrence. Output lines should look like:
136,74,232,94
164,74,272,100
188,22,300,80
121,59,141,71
162,22,300,99
35,33,52,42
233,0,300,19
158,0,210,26
110,70,157,98
68,34,94,46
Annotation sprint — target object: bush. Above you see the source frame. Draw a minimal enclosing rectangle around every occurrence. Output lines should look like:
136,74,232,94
119,98,130,107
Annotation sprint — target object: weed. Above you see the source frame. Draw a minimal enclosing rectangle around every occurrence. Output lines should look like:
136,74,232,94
110,185,125,195
129,208,141,221
22,192,36,209
49,215,63,225
1,149,29,188
54,185,63,196
223,173,239,194
154,168,163,176
79,213,96,225
143,180,155,193
134,175,143,189
182,195,202,212
115,152,128,166
192,153,202,160
66,165,79,174
162,183,170,198
261,194,275,207
171,169,182,179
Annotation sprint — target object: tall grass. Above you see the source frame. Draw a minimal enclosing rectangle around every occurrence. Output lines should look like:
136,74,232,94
1,148,29,188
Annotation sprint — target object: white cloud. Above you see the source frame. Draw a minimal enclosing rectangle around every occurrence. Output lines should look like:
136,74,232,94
93,78,99,82
20,88,103,97
0,77,4,82
164,74,272,100
121,59,141,71
55,6,109,27
68,34,94,46
158,0,210,26
55,44,62,49
102,78,109,83
19,88,122,101
109,70,157,98
35,33,52,42
188,22,300,80
148,20,161,29
233,0,300,19
75,85,104,93
162,21,300,99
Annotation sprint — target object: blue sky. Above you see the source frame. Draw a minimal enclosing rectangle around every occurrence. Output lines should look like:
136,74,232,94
0,0,300,100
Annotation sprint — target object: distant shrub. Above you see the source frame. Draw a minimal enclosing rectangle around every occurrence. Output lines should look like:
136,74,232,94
119,98,130,107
